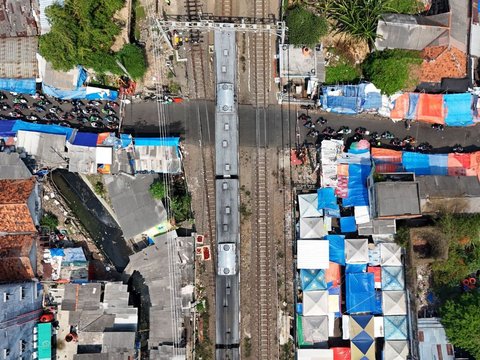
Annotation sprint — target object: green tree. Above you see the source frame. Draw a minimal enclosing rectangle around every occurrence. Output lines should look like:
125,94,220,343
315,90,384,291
41,212,59,230
116,44,147,80
325,62,361,84
286,6,328,47
440,292,480,358
362,49,422,94
171,193,192,223
149,180,167,199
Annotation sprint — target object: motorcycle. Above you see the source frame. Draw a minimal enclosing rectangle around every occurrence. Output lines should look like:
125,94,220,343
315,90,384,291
405,119,412,130
390,138,402,146
298,113,310,121
307,129,320,138
381,131,394,139
337,126,351,135
452,144,464,153
26,115,39,121
403,136,416,144
0,102,10,110
104,115,119,124
369,131,380,140
355,127,367,135
431,123,444,131
316,117,327,125
8,111,22,118
417,142,433,152
300,104,314,110
303,121,315,129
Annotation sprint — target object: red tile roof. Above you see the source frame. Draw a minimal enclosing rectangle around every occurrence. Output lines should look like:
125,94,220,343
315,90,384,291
0,234,35,281
0,177,36,234
420,46,467,83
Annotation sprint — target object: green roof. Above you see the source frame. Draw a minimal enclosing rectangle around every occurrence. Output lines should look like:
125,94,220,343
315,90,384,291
37,323,52,360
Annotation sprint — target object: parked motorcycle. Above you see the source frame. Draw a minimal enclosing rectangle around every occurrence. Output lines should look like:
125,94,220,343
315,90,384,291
452,144,464,153
431,123,444,131
417,142,433,152
381,131,394,139
337,126,351,135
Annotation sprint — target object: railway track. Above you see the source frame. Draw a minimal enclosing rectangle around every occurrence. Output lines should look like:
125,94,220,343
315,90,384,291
221,0,232,17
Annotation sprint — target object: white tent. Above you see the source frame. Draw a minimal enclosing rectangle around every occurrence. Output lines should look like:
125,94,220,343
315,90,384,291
303,290,328,316
382,291,407,315
345,238,369,264
384,341,409,360
300,217,331,239
297,240,329,269
297,349,333,360
299,193,323,218
302,315,329,343
380,243,402,266
354,205,371,224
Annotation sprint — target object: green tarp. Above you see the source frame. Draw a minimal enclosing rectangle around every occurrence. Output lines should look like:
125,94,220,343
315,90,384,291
38,323,52,359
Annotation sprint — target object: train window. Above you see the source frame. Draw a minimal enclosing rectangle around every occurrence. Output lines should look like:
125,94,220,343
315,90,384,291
221,65,227,73
224,123,230,131
222,182,228,190
223,224,228,232
222,140,228,148
223,49,229,56
225,164,230,171
225,206,231,214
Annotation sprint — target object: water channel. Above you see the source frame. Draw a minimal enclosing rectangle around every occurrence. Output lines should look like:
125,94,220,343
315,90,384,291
51,169,132,271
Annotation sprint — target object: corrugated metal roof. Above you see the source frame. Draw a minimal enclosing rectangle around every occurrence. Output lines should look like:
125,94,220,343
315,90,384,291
0,37,38,78
38,0,64,35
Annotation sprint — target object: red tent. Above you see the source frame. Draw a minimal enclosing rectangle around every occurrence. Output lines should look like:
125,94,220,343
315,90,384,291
332,347,351,360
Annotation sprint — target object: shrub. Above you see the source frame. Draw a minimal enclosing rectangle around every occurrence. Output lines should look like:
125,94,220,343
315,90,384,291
116,44,147,80
149,179,167,199
41,212,59,230
286,6,328,47
325,62,361,84
362,49,422,94
386,0,425,14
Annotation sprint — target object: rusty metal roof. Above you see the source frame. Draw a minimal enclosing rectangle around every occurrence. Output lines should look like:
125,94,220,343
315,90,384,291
0,0,38,38
0,36,38,78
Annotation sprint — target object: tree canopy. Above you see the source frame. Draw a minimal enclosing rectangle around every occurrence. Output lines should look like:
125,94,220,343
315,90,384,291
440,292,480,358
362,49,422,95
116,44,147,80
39,0,146,79
286,6,328,47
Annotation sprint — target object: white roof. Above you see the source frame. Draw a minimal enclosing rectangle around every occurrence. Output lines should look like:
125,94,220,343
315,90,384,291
96,146,113,165
16,130,67,167
66,143,96,173
297,349,333,360
217,243,236,275
374,316,384,338
383,291,407,315
301,316,329,343
384,340,409,360
345,238,369,264
380,243,402,266
354,205,371,224
297,240,329,269
303,290,328,316
298,193,323,218
300,217,331,239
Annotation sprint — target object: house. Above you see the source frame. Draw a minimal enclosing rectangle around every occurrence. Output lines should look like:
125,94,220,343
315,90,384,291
0,152,32,179
56,282,138,359
418,318,455,360
0,177,41,233
0,234,37,282
367,173,421,219
0,281,43,360
16,130,68,168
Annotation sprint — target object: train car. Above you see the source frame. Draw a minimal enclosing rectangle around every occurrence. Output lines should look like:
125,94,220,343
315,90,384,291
217,243,237,275
215,179,239,245
215,111,239,177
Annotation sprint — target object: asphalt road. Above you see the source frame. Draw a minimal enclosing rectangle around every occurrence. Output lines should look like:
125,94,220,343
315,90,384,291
123,100,480,152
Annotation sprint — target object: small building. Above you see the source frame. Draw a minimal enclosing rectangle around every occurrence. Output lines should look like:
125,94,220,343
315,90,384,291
0,177,41,233
0,152,32,179
133,138,182,174
0,37,39,78
16,130,68,168
0,234,37,282
0,281,43,360
418,318,454,360
367,173,421,219
279,44,325,81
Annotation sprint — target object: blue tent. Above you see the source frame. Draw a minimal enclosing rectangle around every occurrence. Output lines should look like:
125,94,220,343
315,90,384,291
300,269,327,291
340,216,357,233
384,315,408,340
382,266,405,291
0,120,16,137
444,93,474,126
343,163,370,207
317,187,338,210
350,315,375,359
0,78,36,94
402,152,430,176
134,137,180,147
12,120,74,139
71,132,98,147
325,234,345,265
346,263,367,273
427,154,448,176
406,93,420,120
346,273,375,314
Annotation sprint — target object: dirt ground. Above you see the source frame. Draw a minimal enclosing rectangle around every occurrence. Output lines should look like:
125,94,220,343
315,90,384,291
322,31,371,65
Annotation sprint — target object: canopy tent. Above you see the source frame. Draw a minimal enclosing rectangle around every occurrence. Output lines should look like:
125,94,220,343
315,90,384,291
317,187,339,211
340,216,357,233
354,205,370,224
345,238,369,264
350,315,375,360
328,286,341,315
384,340,409,360
416,94,445,124
383,291,407,316
297,240,330,269
384,315,408,340
299,193,323,217
343,163,371,207
382,266,405,290
367,266,381,288
380,243,402,266
325,235,345,265
303,290,329,316
302,315,329,343
300,217,331,239
443,93,474,127
297,349,334,360
346,273,375,314
300,269,327,291
390,93,409,120
332,347,351,360
346,263,367,273
325,262,341,287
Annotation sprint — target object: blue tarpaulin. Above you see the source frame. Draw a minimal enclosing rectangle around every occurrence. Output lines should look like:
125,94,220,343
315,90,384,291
134,137,180,147
444,93,474,126
62,247,87,264
346,263,367,273
343,163,370,207
13,120,74,139
300,269,327,291
317,187,338,210
0,78,36,94
402,152,430,175
120,134,133,148
0,120,16,137
406,93,419,120
427,154,448,175
326,96,360,114
50,248,65,257
77,66,88,88
325,234,345,265
374,290,383,315
42,83,118,100
362,92,382,110
340,216,357,233
71,132,98,147
382,266,405,291
346,272,375,314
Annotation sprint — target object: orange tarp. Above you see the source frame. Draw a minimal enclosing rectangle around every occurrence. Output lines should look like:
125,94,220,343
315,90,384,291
96,132,110,145
390,93,409,120
371,148,403,163
416,93,445,124
337,164,349,177
325,262,341,287
447,153,471,176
